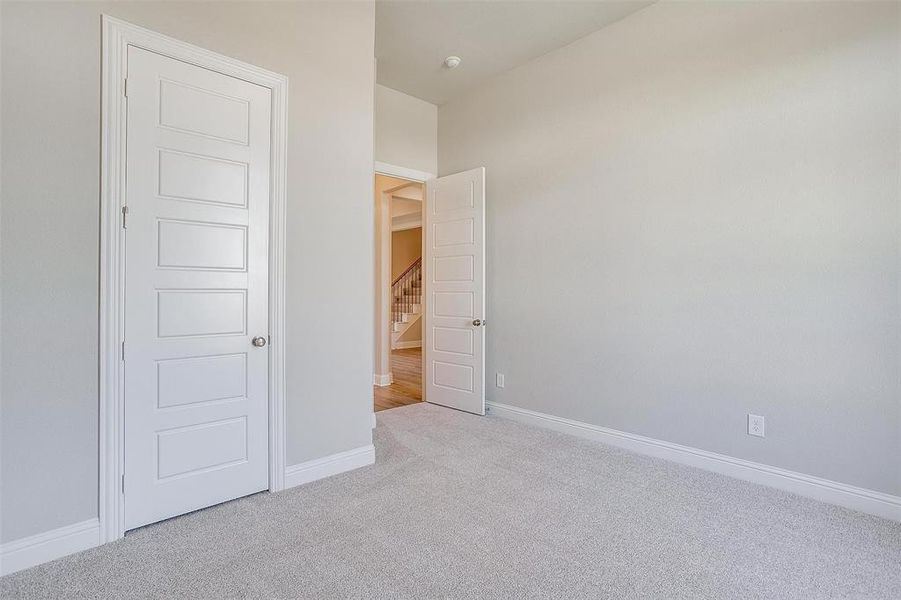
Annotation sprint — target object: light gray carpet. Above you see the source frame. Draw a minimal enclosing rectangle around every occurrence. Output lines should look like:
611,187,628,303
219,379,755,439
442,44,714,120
2,402,900,599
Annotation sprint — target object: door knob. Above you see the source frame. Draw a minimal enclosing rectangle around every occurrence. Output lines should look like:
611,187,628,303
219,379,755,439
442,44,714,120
472,319,485,327
252,336,268,347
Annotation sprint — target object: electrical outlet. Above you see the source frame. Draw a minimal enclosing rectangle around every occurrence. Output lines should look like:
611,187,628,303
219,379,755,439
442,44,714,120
748,414,765,438
496,373,505,388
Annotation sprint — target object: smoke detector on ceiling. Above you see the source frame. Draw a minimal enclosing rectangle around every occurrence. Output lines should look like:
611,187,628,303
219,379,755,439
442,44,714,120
444,56,462,69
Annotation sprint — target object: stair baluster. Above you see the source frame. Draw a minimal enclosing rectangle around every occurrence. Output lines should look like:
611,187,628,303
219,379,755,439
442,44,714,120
391,257,422,329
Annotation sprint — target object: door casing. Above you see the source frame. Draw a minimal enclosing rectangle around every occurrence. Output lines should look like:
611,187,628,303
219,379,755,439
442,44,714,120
99,16,289,543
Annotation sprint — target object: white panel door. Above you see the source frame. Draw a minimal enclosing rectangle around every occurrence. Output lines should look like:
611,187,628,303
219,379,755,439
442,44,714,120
424,168,486,415
124,46,271,530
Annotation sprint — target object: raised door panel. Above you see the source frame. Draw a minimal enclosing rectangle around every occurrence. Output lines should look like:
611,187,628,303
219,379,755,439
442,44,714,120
158,150,249,207
156,353,247,409
158,79,250,144
157,220,247,271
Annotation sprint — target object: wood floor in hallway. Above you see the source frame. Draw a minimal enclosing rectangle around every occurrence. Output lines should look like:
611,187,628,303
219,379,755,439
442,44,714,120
374,347,422,412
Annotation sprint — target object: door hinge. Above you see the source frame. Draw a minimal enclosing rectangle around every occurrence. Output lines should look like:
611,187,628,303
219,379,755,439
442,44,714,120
123,78,128,97
121,205,128,229
121,474,125,494
121,340,125,361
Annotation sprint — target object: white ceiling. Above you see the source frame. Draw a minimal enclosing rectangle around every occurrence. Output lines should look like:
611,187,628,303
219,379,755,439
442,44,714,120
392,197,421,218
392,194,422,231
375,1,655,105
392,185,423,202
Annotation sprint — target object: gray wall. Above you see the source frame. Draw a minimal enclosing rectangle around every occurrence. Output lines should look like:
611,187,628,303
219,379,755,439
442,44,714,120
1,1,375,543
375,84,437,175
439,1,900,495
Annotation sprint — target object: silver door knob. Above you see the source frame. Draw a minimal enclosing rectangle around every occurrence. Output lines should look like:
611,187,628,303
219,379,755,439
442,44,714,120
252,336,267,347
472,319,484,326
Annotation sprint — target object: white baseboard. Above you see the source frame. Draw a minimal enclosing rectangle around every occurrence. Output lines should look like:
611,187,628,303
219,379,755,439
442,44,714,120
2,445,376,576
373,372,393,386
487,401,901,522
284,444,375,489
393,340,422,349
0,518,100,576
371,412,377,429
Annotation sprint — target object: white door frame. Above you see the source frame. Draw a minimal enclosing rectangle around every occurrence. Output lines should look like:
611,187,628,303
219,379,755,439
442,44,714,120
373,180,415,386
375,161,434,185
373,163,433,396
99,16,289,543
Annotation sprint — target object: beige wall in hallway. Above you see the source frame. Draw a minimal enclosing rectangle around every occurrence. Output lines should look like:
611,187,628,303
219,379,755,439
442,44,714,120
398,319,423,344
392,227,422,280
392,227,423,345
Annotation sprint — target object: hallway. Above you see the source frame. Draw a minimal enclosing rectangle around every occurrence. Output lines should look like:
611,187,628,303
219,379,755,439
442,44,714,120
374,348,422,411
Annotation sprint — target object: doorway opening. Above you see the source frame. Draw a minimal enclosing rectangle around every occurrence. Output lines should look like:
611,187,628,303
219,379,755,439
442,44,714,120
373,165,486,417
374,173,424,411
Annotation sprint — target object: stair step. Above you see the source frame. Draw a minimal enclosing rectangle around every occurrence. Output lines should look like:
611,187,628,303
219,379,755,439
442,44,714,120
392,310,422,329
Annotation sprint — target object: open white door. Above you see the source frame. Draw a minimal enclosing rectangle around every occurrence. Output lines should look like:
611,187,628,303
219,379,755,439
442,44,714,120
424,168,486,415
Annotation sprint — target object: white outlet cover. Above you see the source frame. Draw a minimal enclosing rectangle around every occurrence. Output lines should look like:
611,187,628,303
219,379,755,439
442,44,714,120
748,414,765,438
496,373,505,388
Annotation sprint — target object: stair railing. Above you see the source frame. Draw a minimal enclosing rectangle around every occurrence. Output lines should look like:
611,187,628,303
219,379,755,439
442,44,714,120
392,257,422,323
